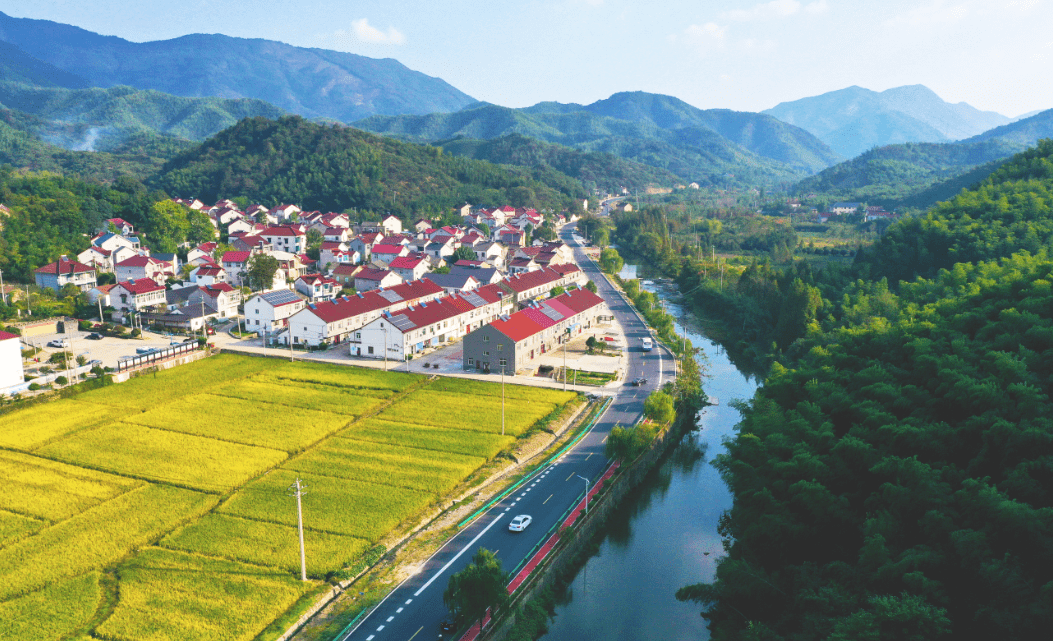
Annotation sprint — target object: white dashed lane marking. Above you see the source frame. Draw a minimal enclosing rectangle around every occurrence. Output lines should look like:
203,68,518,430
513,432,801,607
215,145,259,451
386,616,394,622
396,607,403,613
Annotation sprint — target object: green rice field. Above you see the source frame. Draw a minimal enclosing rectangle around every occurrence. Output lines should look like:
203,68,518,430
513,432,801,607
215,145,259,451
0,353,580,641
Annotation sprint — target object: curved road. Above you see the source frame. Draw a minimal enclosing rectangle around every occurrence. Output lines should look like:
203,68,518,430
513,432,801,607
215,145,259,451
340,222,674,641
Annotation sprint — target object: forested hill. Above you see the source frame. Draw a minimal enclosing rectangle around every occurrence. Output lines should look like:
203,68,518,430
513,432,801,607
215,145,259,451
154,116,587,215
436,133,680,194
792,110,1053,208
678,141,1053,640
0,81,286,152
855,139,1053,284
0,11,475,122
355,94,841,186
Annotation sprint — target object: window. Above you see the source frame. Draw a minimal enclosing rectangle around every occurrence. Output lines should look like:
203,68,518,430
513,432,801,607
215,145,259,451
497,343,503,351
500,358,507,367
355,332,361,339
483,335,490,342
368,346,374,354
468,358,475,366
255,308,259,314
483,351,489,356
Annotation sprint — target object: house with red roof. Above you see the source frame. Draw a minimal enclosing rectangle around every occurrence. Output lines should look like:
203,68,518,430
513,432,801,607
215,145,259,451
111,279,166,313
501,265,584,305
286,278,443,346
461,287,607,373
76,246,114,273
189,264,227,286
261,224,308,254
389,255,430,282
34,256,97,292
295,274,339,302
244,289,307,333
332,264,365,287
355,285,507,360
349,232,384,262
355,268,402,292
115,255,171,286
371,243,409,265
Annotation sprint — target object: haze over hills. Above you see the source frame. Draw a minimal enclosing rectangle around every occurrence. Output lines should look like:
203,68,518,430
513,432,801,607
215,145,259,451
793,107,1053,208
764,85,1012,158
0,11,476,122
356,92,843,187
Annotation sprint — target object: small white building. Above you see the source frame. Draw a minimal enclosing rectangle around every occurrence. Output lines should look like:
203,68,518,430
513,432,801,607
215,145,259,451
295,274,339,302
115,256,170,286
245,289,306,333
0,330,24,394
389,255,430,282
34,257,97,293
112,279,167,313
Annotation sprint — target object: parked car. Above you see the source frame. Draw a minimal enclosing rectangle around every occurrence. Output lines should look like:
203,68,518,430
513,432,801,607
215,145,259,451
508,514,532,532
135,347,157,355
85,332,103,340
47,339,70,348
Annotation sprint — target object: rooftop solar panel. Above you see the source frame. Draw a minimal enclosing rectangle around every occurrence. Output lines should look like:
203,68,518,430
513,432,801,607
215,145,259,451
261,289,302,305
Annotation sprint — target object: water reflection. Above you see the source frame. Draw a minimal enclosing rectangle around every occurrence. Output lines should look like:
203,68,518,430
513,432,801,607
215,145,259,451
541,281,759,641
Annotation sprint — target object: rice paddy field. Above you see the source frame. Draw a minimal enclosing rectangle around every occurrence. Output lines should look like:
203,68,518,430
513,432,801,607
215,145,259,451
0,354,580,641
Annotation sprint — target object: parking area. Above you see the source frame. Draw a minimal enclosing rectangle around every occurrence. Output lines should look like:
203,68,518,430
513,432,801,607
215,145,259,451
21,328,195,371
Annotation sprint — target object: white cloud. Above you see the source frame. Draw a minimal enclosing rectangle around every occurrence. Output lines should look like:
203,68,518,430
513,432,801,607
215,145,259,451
724,0,801,21
883,0,971,28
350,18,405,45
673,22,728,55
804,0,830,15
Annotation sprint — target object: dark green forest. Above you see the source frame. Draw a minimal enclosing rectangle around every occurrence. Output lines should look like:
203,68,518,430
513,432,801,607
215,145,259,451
653,140,1053,639
154,116,586,216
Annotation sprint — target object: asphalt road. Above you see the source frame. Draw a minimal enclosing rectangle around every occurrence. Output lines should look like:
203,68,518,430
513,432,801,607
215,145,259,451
340,223,674,641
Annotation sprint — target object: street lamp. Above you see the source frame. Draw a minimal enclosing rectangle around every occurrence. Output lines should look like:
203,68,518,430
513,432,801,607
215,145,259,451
501,362,506,436
576,474,590,515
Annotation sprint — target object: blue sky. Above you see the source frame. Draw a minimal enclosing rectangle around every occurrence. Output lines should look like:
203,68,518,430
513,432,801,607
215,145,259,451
3,0,1051,117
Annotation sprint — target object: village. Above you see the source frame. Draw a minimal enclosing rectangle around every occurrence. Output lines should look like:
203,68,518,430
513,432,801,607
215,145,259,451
1,198,626,397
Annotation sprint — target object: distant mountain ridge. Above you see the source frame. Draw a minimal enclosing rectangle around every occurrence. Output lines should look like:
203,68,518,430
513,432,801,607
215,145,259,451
0,81,285,152
356,92,843,186
793,107,1053,208
765,85,1011,158
0,11,476,122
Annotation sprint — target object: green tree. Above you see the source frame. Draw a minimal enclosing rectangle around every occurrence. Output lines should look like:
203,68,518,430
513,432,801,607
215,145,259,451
643,390,675,424
452,246,477,263
146,200,192,254
585,280,598,294
305,228,324,261
592,227,610,248
599,248,623,274
245,254,280,291
443,548,509,627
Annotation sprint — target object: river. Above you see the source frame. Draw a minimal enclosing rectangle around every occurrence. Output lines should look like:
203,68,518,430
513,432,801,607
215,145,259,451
540,280,760,641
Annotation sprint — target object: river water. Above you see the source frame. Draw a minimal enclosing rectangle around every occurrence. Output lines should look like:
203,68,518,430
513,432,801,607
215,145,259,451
540,281,760,641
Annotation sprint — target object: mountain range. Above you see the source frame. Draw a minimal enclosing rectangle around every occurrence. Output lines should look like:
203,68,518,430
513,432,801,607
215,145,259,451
0,11,475,122
356,92,843,186
793,108,1053,208
764,85,1012,158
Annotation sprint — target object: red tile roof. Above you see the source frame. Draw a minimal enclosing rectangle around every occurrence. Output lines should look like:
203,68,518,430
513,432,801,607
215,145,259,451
356,268,396,282
0,330,19,342
389,256,424,270
222,251,252,263
371,244,405,256
35,257,94,274
116,279,164,294
552,287,605,314
490,314,544,343
116,255,164,268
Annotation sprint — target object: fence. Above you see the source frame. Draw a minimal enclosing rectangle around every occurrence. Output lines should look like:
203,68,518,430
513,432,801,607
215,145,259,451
116,341,198,373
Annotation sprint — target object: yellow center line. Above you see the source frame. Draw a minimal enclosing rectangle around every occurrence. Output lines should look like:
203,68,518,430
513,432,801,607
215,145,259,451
408,626,423,641
585,452,593,461
565,472,575,481
543,494,553,505
601,435,608,444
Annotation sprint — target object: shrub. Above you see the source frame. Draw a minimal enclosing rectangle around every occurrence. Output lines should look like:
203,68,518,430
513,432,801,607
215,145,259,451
54,376,68,386
130,328,141,338
27,383,40,391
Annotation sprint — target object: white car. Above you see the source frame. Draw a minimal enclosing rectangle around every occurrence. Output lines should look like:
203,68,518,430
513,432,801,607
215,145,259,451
508,514,532,532
47,339,70,348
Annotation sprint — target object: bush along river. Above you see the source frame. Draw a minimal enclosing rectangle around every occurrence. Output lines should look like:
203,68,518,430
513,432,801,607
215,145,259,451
539,280,760,641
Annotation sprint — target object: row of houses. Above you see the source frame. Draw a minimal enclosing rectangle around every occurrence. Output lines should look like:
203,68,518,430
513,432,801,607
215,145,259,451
461,287,608,373
245,264,586,350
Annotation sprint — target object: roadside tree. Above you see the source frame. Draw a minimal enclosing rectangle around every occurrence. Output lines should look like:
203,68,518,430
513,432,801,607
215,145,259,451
443,548,508,627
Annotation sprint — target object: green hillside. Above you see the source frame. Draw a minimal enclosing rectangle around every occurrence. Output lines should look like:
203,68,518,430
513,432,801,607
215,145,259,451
0,81,286,152
0,11,476,122
356,95,839,187
679,140,1053,641
437,133,680,193
154,116,587,214
0,40,87,89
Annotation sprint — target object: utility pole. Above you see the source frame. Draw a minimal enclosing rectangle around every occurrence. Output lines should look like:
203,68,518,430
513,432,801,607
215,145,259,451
0,267,5,305
576,475,590,514
501,363,505,436
382,325,388,371
563,328,569,391
97,296,104,324
200,297,207,342
288,323,295,361
287,478,308,582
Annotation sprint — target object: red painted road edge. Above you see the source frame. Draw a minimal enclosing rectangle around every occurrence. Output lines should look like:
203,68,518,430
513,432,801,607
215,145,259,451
458,461,621,641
